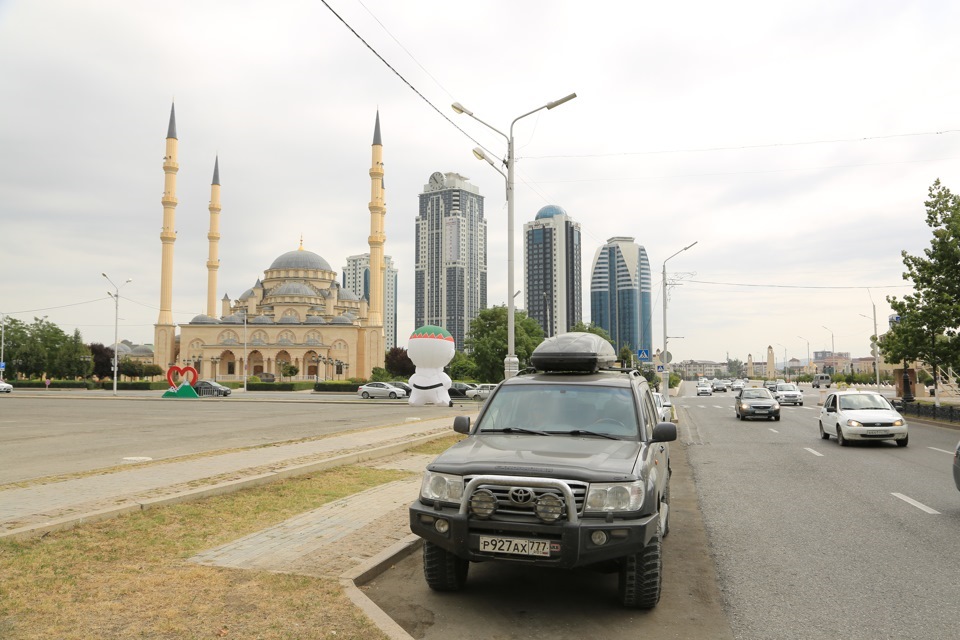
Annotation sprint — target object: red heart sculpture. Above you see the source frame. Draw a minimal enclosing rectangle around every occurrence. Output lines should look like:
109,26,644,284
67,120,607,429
166,365,199,388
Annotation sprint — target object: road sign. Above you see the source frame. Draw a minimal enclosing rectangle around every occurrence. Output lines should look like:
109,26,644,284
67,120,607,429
0,362,5,371
656,365,665,372
663,351,672,363
637,349,651,361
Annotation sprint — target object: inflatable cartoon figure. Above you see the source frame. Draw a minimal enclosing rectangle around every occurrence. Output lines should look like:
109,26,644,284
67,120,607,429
407,325,456,406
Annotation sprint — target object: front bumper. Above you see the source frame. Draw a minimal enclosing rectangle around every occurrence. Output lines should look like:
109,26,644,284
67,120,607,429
840,424,908,441
741,406,780,419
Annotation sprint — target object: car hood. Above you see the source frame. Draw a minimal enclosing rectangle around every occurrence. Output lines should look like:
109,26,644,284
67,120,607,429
838,408,903,423
428,434,645,482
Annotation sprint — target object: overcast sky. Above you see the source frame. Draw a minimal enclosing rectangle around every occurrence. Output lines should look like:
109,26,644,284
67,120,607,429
2,0,958,366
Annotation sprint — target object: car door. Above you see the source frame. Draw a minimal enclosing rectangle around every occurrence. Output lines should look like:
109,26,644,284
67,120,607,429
821,394,838,434
638,387,669,520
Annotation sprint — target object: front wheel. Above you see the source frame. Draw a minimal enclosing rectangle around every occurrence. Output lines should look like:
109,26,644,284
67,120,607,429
837,426,848,446
819,422,829,440
618,525,662,609
361,391,370,399
774,415,781,421
896,435,909,448
423,541,468,591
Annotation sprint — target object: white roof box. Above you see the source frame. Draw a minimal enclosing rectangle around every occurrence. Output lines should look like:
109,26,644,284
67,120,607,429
530,332,618,373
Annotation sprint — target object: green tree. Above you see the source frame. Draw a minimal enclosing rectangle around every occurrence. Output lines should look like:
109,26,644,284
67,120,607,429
118,358,145,379
369,366,392,382
568,321,614,346
89,343,115,379
447,351,477,381
885,179,960,383
280,362,299,378
465,306,544,382
384,346,415,378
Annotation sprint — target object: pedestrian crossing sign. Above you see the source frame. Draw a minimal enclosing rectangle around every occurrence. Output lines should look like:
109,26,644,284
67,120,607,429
657,365,665,372
637,349,651,361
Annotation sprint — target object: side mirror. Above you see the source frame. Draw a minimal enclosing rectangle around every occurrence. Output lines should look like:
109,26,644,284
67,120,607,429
453,415,471,434
652,422,677,442
891,399,904,411
825,406,836,413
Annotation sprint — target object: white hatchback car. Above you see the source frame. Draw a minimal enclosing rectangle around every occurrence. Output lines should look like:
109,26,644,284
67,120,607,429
0,379,12,393
819,390,908,447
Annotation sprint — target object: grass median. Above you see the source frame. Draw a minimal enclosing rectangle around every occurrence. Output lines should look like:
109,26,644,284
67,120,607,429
0,464,414,639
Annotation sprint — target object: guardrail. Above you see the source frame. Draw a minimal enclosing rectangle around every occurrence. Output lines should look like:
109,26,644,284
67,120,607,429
896,401,960,425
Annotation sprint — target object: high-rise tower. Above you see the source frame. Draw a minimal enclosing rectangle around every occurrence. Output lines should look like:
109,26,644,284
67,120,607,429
523,205,582,337
590,237,652,354
154,103,179,368
342,253,398,350
205,157,221,317
415,172,487,349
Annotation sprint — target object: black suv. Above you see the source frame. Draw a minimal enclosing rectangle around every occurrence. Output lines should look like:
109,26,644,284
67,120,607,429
409,333,677,608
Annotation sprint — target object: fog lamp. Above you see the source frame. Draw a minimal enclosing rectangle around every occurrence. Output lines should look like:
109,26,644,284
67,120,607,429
469,489,497,519
591,530,608,546
434,519,449,534
535,493,564,523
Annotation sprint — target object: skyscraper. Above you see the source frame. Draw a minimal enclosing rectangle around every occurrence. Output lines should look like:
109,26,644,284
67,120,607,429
342,253,398,350
415,171,487,350
523,205,581,337
590,237,652,355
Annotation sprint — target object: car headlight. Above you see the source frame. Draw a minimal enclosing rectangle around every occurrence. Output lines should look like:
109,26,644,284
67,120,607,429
772,402,780,410
892,419,904,427
846,419,863,427
585,481,644,513
420,471,464,504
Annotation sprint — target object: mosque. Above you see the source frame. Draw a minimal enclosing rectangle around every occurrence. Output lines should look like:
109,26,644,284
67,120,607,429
149,104,387,382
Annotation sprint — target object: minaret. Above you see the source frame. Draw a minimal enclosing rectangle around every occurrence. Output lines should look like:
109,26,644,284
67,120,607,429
154,103,179,368
206,156,221,317
367,111,386,329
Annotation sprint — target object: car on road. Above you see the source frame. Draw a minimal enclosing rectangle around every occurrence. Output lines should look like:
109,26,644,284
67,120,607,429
812,373,832,388
762,380,778,393
730,379,745,392
818,390,908,447
712,379,727,392
0,380,12,393
653,392,673,422
696,381,713,396
357,382,407,399
774,383,803,406
409,332,677,609
735,387,781,421
466,383,498,400
195,380,231,397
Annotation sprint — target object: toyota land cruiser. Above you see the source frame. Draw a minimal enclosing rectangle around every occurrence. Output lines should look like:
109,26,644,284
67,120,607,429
408,332,677,608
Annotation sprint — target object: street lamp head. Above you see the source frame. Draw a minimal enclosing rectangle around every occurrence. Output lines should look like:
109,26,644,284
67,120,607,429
451,102,473,116
546,93,577,110
472,147,487,161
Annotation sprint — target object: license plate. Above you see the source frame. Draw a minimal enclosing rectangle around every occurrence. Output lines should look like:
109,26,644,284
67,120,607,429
478,536,552,557
754,410,768,414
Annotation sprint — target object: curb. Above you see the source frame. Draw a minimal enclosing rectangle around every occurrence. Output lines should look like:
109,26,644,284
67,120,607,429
340,534,423,640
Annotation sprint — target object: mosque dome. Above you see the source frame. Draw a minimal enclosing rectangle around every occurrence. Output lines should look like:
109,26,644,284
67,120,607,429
190,314,220,324
250,315,274,324
131,345,154,356
269,249,332,272
270,282,318,297
278,316,301,324
115,343,133,354
535,205,567,220
331,314,354,324
220,314,243,324
305,315,327,324
338,288,361,301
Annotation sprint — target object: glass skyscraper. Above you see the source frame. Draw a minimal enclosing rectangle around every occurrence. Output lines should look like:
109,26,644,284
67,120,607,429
342,253,398,350
590,237,652,355
523,205,581,337
415,172,487,350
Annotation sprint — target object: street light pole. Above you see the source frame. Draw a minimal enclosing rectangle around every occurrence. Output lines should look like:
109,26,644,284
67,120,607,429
777,343,787,381
452,92,576,380
821,325,835,374
102,273,131,396
662,242,698,390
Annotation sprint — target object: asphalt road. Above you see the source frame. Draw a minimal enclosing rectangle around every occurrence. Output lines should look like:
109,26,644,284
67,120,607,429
366,385,960,639
0,391,467,484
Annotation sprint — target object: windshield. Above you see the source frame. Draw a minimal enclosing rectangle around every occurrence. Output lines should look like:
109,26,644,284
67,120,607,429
476,384,640,438
839,394,892,411
777,384,798,391
742,389,771,399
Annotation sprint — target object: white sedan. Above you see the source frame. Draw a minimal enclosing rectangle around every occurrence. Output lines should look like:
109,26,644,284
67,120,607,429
357,382,407,399
0,380,11,393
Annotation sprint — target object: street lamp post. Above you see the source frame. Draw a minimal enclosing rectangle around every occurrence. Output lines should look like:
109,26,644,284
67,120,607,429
777,343,787,381
313,355,320,383
662,242,698,391
1,312,6,381
452,92,577,380
821,325,835,374
211,356,221,382
102,273,132,396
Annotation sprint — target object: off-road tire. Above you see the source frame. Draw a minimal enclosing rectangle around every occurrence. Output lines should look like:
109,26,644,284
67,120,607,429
423,541,468,591
618,525,662,609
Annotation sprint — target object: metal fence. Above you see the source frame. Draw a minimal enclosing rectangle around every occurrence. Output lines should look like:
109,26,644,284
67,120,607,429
897,401,960,425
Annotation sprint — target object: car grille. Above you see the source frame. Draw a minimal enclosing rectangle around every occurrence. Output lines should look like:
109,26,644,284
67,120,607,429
750,404,774,410
463,476,588,518
860,421,895,427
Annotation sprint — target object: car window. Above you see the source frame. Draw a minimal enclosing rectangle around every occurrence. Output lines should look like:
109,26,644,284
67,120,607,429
742,389,769,399
476,384,639,437
838,394,890,410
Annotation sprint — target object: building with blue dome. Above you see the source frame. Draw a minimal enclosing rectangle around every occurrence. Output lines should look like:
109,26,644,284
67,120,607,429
523,205,582,336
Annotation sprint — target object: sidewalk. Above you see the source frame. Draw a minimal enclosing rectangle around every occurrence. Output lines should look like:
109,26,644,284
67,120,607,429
0,414,462,541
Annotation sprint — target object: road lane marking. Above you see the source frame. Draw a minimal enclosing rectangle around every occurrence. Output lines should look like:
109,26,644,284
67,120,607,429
928,447,955,455
891,493,940,514
804,448,824,457
769,428,779,433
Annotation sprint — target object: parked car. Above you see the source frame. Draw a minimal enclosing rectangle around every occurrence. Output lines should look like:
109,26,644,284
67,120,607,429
653,392,673,422
357,382,407,399
0,380,12,393
467,383,498,400
195,379,231,397
409,332,676,608
389,381,413,395
735,387,780,421
258,372,276,383
448,382,472,398
696,382,713,396
818,390,907,447
774,383,803,406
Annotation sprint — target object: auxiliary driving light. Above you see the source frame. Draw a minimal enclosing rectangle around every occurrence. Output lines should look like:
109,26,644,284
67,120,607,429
434,519,450,534
591,530,608,546
535,493,564,523
469,489,497,519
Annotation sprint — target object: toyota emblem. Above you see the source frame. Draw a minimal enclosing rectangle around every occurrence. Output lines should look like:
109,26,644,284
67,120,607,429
508,487,535,505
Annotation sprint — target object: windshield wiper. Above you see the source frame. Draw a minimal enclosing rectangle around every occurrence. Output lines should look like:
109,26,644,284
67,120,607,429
480,427,550,436
563,430,621,440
